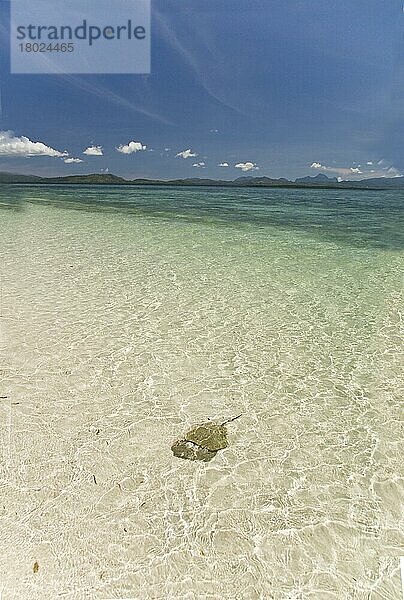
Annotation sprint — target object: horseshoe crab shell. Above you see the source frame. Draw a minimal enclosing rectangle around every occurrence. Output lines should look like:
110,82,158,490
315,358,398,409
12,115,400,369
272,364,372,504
171,418,241,462
185,422,228,451
171,439,217,462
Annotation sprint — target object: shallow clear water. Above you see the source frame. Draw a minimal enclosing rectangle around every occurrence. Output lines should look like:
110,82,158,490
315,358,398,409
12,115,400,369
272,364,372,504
0,185,403,599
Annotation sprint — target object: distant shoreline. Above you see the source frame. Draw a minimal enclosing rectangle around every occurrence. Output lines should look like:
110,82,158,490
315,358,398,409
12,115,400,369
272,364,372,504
1,172,404,191
0,182,395,192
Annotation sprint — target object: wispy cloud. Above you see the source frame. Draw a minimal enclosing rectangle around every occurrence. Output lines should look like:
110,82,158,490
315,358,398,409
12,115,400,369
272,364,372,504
0,130,67,158
176,148,198,159
219,162,229,167
57,74,174,126
116,140,146,154
193,161,206,168
154,9,247,117
235,161,259,172
83,145,103,156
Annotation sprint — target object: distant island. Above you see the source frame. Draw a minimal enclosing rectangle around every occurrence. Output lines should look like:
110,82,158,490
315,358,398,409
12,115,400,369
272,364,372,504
0,171,403,190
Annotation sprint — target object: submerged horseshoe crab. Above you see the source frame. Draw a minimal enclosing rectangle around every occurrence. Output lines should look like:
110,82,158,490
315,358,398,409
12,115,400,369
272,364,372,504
171,414,242,462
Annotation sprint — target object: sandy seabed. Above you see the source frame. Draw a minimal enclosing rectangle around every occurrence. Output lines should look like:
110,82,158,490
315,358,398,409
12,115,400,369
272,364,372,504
0,188,403,599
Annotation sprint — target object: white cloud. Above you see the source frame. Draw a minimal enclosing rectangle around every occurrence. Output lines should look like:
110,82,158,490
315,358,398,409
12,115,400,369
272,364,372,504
64,157,83,164
116,140,146,154
309,160,403,179
310,162,363,176
219,162,229,167
193,161,206,168
364,164,402,178
176,148,198,159
235,161,259,172
387,166,402,177
83,145,103,156
0,130,68,158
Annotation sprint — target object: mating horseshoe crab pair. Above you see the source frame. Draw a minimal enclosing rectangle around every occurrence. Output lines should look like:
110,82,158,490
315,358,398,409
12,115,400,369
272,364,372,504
171,414,242,462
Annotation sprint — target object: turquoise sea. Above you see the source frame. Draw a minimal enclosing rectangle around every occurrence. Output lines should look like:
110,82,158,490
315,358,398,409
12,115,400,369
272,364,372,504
0,185,403,599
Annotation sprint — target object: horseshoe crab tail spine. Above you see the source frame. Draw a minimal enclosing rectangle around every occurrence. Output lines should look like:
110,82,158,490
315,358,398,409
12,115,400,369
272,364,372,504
221,414,242,426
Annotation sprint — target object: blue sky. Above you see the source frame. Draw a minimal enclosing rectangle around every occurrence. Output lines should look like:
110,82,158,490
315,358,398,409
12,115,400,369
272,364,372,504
0,0,403,179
